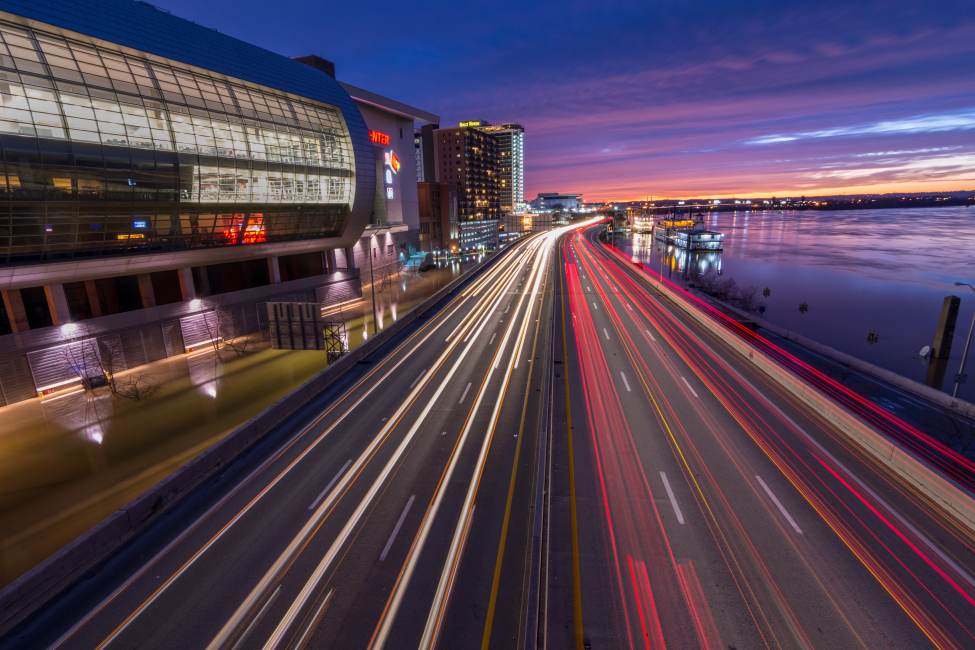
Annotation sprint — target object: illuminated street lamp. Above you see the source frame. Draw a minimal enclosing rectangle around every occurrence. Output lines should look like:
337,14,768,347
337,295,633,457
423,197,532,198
952,282,975,398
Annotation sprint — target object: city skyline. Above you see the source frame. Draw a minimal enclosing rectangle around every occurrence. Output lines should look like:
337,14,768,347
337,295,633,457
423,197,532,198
150,0,975,201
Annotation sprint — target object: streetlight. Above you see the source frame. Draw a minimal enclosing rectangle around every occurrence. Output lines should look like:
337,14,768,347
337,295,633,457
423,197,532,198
952,282,975,398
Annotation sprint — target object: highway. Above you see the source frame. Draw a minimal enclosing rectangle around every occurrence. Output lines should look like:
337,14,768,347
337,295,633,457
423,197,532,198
4,218,975,650
5,224,582,650
550,223,975,648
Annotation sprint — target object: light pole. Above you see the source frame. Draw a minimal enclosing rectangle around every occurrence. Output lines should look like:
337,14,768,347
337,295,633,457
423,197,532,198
953,282,975,398
368,235,379,336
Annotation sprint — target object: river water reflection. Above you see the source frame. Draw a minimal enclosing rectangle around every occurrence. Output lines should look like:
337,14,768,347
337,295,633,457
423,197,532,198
617,206,975,402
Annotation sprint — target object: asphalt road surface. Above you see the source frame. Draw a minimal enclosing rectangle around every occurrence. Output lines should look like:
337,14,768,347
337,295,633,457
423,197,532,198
5,219,975,649
548,224,975,649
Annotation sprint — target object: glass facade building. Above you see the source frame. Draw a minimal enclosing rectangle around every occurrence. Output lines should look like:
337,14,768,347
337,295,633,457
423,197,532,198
0,1,374,264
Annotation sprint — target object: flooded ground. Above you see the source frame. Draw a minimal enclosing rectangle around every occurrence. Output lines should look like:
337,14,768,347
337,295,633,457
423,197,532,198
0,254,483,585
616,206,975,402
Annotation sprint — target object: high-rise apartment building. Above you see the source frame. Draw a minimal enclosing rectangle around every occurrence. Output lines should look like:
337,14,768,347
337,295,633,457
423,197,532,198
480,123,524,213
434,123,500,222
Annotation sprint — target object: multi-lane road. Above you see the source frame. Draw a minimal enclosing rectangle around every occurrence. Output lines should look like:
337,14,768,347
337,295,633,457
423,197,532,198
7,225,578,649
5,219,975,649
553,224,975,649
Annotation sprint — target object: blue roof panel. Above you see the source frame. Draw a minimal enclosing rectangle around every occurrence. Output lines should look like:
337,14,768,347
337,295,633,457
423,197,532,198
0,0,376,245
0,0,352,110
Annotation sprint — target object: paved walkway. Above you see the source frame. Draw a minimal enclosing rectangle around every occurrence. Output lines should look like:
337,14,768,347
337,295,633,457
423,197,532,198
0,255,482,585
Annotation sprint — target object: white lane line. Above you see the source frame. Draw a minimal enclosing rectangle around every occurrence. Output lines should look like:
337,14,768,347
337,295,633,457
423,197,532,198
756,475,803,534
680,375,700,399
603,327,610,341
55,228,531,650
629,283,975,592
380,495,415,561
232,584,281,650
251,237,540,650
504,304,510,314
619,371,631,393
308,459,351,511
408,370,424,390
659,472,685,525
489,331,497,345
645,329,656,342
592,301,598,310
293,589,334,650
459,381,473,404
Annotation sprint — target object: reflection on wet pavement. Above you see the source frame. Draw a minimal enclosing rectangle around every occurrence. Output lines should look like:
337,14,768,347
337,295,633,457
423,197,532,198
0,255,483,585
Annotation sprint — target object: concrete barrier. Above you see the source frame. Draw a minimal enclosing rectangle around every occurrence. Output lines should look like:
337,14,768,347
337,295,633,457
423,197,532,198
0,245,511,638
624,252,975,537
697,291,975,422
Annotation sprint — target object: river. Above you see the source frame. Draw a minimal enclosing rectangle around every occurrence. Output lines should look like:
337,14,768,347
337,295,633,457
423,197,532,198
616,206,975,403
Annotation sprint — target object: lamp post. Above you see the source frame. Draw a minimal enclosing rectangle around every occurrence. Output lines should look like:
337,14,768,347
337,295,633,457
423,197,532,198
953,282,975,398
368,235,379,336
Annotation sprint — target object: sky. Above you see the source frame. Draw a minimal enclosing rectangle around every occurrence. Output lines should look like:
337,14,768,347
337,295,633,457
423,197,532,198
152,0,975,202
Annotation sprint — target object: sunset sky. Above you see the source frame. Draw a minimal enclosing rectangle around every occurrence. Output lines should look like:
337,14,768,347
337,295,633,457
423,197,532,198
154,0,975,201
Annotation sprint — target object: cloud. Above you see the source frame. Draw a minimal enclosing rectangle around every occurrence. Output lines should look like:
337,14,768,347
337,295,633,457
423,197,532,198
746,110,975,145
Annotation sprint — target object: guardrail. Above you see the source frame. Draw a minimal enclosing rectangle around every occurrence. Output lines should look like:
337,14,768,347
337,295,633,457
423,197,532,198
0,243,513,638
601,239,975,538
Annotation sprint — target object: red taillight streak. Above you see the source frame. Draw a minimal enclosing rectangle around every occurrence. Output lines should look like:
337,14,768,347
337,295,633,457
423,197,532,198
603,238,975,490
579,229,975,643
565,239,698,646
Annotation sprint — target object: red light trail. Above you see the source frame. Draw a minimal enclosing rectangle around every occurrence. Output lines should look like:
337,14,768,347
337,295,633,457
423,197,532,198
559,222,975,647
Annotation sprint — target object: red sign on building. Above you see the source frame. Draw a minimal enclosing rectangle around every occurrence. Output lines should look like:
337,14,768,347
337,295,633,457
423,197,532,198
369,129,391,146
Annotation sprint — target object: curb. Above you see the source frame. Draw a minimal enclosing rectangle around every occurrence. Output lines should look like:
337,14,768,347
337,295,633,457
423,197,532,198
0,246,510,638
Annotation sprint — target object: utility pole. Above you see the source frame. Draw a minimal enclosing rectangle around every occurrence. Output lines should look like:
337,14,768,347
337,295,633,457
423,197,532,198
953,282,975,398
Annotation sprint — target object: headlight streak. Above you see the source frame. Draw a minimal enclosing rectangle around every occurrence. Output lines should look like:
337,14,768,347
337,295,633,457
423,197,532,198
59,241,533,650
249,237,548,650
370,225,584,650
582,226,975,647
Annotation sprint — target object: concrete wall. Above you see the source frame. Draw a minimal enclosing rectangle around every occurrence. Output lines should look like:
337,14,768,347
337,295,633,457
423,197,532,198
0,271,361,406
355,103,420,238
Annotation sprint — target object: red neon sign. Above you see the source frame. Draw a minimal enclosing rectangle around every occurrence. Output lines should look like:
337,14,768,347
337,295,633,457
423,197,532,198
369,129,391,146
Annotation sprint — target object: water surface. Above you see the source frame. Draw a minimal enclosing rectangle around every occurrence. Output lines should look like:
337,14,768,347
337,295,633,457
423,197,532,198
617,206,975,402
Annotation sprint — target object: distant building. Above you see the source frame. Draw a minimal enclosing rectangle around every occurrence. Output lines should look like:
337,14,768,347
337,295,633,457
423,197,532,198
479,123,525,213
414,123,438,184
531,193,583,212
457,219,499,252
417,182,457,252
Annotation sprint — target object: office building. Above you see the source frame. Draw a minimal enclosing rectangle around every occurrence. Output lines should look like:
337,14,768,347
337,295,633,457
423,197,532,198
0,0,432,405
433,121,501,250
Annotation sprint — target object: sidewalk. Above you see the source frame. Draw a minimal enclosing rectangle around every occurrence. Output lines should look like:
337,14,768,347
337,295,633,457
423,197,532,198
0,255,482,585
